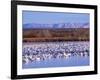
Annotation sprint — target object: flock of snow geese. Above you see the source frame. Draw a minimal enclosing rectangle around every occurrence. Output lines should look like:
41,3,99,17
22,42,89,64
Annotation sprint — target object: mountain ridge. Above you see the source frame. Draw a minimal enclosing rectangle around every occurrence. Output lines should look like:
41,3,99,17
23,23,89,29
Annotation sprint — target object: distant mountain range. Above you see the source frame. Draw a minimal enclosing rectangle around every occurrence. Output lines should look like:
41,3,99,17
23,23,89,29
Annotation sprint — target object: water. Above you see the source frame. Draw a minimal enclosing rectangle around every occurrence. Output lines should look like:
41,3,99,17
22,41,89,69
23,56,89,68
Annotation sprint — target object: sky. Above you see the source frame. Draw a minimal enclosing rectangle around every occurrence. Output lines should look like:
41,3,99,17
22,11,89,28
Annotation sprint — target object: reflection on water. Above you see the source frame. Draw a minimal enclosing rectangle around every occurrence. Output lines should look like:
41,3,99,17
22,41,89,69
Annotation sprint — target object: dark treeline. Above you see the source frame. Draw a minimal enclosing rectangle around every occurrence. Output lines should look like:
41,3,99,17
23,28,89,42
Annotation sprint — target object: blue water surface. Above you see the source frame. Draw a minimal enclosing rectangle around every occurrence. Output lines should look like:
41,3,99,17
22,56,89,69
